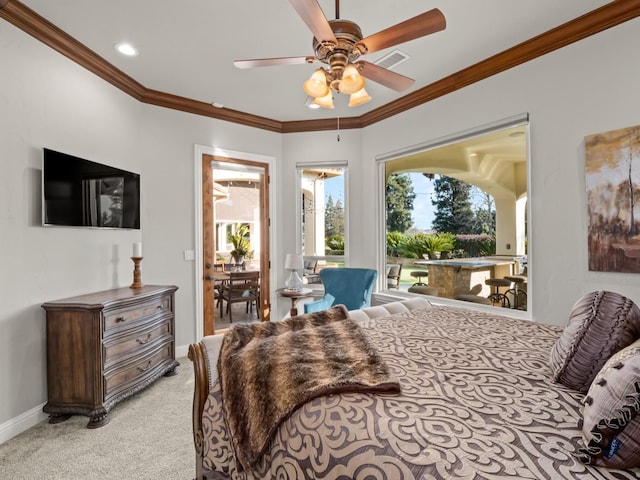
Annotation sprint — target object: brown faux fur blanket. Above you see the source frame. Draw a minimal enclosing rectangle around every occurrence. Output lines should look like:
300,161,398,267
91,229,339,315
217,305,400,471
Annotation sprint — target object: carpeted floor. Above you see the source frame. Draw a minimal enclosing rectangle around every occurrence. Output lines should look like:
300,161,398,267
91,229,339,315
0,357,195,480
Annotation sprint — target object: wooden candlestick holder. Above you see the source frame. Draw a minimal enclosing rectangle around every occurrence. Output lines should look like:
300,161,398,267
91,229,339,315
130,257,144,289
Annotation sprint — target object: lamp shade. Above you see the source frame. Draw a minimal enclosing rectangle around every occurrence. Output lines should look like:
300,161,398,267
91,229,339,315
284,254,304,271
303,69,329,98
311,90,335,109
348,87,372,107
339,64,365,94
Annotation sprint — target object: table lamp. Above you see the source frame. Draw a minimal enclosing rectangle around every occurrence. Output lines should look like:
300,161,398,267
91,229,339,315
284,254,304,291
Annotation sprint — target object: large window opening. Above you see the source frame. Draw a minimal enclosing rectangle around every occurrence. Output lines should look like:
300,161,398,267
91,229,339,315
380,118,529,312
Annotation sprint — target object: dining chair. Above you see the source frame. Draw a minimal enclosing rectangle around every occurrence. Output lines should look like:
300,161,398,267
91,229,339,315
220,270,260,323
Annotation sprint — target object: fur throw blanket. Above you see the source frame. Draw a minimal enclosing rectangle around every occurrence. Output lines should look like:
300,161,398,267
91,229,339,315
217,305,400,471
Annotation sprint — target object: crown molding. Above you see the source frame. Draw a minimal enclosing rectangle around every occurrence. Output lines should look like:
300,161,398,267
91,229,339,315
356,0,640,128
2,0,639,133
140,89,282,133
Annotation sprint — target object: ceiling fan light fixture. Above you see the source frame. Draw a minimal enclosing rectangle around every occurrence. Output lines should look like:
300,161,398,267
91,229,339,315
348,87,371,107
303,68,330,98
339,64,365,94
311,91,334,109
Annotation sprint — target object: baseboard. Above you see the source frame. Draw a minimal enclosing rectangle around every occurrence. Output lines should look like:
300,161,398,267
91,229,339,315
176,343,189,360
0,402,48,445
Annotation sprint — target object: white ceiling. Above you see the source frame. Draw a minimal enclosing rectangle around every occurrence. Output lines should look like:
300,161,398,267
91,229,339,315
19,0,611,122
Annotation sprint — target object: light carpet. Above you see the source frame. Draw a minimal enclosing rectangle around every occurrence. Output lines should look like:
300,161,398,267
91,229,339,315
0,358,194,480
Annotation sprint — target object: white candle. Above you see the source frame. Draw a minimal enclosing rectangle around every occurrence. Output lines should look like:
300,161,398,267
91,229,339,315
133,242,142,257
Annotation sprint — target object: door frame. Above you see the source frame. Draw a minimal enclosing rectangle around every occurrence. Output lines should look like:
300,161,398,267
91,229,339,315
194,144,276,340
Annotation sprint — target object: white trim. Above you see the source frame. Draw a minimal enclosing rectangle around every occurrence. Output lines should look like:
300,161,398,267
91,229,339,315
295,162,350,265
0,403,48,445
194,145,276,342
374,114,532,316
295,160,349,168
372,291,530,321
175,344,189,359
375,113,529,163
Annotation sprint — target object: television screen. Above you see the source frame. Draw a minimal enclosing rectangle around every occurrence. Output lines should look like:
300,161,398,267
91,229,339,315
43,148,140,229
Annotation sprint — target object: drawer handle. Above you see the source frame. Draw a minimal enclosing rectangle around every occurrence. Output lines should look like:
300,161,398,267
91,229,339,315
115,316,126,323
136,334,152,345
137,360,153,372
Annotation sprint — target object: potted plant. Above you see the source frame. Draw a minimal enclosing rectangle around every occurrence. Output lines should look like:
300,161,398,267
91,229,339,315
228,224,250,265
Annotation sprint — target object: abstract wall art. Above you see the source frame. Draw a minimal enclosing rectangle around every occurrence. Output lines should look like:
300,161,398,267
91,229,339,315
585,124,640,272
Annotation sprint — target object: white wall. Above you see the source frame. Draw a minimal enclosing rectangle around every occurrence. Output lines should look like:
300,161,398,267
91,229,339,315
0,21,281,438
2,11,640,442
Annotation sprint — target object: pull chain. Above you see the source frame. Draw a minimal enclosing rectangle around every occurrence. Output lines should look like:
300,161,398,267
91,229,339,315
337,117,340,142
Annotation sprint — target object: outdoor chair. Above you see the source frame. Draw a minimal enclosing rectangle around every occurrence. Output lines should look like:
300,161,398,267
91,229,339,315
386,263,402,289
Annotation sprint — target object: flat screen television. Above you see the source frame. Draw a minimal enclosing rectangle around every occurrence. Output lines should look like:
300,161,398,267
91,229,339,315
42,148,140,229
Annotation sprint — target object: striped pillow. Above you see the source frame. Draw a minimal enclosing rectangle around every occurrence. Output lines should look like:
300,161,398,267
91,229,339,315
549,291,640,392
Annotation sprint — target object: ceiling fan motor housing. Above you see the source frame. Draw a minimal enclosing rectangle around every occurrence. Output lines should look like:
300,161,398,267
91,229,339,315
313,19,364,91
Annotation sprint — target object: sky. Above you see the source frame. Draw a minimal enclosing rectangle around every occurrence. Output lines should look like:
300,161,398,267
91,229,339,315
324,172,437,231
409,173,436,230
325,172,489,233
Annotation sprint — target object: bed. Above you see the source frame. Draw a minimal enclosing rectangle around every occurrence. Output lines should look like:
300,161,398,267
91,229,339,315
188,297,640,479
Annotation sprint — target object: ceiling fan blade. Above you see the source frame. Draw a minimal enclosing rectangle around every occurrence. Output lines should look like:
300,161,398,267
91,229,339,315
288,0,337,44
358,61,415,92
234,56,315,69
356,8,445,54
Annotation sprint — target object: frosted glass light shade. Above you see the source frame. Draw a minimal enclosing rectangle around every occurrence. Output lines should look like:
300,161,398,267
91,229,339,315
303,69,330,98
339,64,365,94
311,91,335,109
348,87,372,107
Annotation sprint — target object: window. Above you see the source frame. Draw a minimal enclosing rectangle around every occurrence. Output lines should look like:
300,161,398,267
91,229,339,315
297,162,348,268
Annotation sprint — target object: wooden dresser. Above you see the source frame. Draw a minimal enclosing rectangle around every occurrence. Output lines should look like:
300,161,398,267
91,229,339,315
42,285,179,428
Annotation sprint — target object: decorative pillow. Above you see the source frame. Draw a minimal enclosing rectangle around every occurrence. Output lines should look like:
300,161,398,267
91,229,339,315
578,339,640,468
549,290,640,392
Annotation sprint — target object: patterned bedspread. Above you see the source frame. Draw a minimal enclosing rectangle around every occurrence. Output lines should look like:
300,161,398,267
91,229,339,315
201,306,640,479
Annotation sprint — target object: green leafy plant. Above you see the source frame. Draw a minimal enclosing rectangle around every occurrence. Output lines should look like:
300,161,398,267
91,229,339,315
228,224,250,258
430,232,456,253
325,234,344,254
398,232,456,259
386,231,406,256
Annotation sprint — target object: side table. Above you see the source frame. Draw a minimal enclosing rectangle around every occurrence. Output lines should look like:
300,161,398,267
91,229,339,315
277,287,313,317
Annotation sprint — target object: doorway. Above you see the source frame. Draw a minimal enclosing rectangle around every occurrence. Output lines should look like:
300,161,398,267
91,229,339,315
201,154,271,335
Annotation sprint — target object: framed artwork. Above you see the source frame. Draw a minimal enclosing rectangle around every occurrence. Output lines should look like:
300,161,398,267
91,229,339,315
585,124,640,272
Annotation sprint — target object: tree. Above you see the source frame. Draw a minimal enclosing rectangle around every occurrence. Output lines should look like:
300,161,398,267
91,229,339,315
324,194,344,237
472,189,496,235
386,173,416,233
432,176,477,234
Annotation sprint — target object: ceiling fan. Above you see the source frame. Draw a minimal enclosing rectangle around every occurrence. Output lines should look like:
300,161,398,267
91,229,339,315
234,0,446,108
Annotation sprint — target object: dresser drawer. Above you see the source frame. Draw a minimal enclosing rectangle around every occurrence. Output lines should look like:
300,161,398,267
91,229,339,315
103,316,172,368
104,342,173,399
103,295,171,333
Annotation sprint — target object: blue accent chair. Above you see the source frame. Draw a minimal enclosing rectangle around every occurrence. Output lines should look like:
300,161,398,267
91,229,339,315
303,268,378,314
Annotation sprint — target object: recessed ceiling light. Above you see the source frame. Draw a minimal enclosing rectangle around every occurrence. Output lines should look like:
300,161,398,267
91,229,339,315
115,43,138,56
